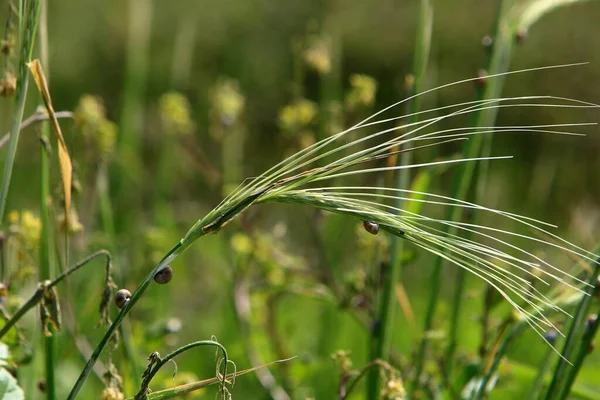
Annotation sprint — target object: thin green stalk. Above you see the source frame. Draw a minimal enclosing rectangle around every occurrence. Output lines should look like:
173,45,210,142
38,1,55,396
558,307,600,399
368,1,432,398
471,321,525,400
0,250,112,339
544,259,600,400
68,190,264,398
526,342,555,399
0,0,41,223
126,357,295,400
67,241,184,399
414,0,512,388
97,161,141,391
114,0,152,232
40,127,56,399
134,340,229,400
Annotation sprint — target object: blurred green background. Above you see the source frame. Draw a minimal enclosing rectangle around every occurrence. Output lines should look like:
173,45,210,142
1,0,600,399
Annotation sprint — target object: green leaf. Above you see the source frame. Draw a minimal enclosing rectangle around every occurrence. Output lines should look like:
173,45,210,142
0,368,24,400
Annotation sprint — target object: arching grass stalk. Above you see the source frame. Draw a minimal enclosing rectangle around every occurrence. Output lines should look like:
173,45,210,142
0,0,41,222
127,357,296,400
134,340,230,400
0,250,113,339
69,66,599,398
369,0,432,397
0,110,73,149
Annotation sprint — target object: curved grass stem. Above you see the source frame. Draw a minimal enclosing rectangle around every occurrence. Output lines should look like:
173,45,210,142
0,250,113,340
67,241,185,399
134,340,229,400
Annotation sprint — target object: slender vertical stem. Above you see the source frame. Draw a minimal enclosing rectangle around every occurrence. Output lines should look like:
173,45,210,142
367,1,432,397
471,322,524,400
114,0,152,232
558,307,600,400
412,0,513,389
0,0,41,222
544,260,600,400
38,1,55,397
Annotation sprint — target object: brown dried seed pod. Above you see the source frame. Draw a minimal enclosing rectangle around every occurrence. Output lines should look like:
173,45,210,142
114,289,131,309
363,221,379,235
154,265,173,284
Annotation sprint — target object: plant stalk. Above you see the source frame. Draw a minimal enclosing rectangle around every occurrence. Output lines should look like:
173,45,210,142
544,259,600,400
367,2,432,398
0,0,41,223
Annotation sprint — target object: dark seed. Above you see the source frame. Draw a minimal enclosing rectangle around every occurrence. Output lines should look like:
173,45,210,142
516,30,528,43
584,314,597,336
154,265,173,284
363,221,379,235
543,329,559,344
115,289,131,309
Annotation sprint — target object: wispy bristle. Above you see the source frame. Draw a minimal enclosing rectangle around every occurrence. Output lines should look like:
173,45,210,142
199,64,600,350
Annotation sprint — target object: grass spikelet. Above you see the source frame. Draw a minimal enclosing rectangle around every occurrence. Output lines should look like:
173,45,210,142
192,64,599,346
69,64,600,398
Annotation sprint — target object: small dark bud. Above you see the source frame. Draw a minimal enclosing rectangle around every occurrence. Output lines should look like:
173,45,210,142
584,314,597,337
404,74,415,91
363,221,379,235
37,379,47,393
371,319,381,336
516,30,528,43
481,35,493,48
114,289,131,309
589,340,595,355
154,265,173,284
476,69,488,88
543,329,559,344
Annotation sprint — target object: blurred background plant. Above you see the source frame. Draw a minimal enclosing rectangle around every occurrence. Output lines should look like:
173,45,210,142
0,0,599,399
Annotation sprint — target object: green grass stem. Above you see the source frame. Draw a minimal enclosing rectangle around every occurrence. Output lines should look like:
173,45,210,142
471,321,525,400
133,340,229,400
559,307,600,400
38,2,55,396
444,0,514,379
0,0,41,223
114,0,152,233
544,259,600,400
369,2,432,398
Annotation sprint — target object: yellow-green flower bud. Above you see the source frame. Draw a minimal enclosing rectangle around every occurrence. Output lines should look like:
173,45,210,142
211,79,245,128
278,98,318,134
304,36,332,75
159,91,195,136
345,74,377,111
